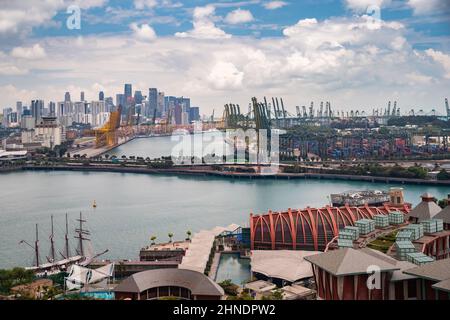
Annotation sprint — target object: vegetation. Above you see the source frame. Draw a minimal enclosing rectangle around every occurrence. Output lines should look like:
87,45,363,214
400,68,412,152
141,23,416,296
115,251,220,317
262,289,283,300
218,279,239,296
227,291,254,300
367,232,398,254
0,268,35,295
438,198,449,209
437,169,450,181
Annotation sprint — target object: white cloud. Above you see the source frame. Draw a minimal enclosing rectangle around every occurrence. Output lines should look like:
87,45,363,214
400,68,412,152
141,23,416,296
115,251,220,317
0,0,107,35
407,0,450,15
10,44,46,59
0,15,449,114
344,0,391,12
426,49,450,78
130,23,157,41
225,9,254,25
134,0,157,10
263,1,288,10
0,64,28,75
207,61,244,90
175,5,231,39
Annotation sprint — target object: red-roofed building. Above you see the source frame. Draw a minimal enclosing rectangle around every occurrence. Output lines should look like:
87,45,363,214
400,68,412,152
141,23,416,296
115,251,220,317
250,202,410,251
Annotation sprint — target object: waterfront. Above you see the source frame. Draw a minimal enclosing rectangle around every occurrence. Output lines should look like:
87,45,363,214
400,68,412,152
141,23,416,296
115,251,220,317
0,169,449,269
108,133,228,159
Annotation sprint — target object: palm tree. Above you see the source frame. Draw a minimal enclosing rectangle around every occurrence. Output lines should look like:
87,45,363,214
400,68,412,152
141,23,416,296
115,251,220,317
186,230,192,241
168,233,174,243
150,236,157,245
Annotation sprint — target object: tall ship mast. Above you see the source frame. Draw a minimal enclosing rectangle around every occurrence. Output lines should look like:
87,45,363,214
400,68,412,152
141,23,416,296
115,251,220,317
19,212,108,276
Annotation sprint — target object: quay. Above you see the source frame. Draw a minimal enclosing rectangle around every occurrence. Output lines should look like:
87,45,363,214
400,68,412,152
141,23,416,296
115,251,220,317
18,163,450,186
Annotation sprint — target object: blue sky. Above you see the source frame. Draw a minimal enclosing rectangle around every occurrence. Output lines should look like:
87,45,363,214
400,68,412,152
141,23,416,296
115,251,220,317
29,0,449,47
1,0,450,114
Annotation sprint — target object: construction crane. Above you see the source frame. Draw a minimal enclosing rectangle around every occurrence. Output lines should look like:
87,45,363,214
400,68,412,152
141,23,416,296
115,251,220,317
84,106,122,148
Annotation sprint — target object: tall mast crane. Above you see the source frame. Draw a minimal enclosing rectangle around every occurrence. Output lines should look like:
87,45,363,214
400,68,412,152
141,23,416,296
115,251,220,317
19,224,40,268
75,212,90,257
48,215,56,263
272,98,278,120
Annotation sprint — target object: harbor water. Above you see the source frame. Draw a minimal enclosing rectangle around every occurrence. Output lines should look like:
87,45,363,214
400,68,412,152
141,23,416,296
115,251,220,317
0,136,448,269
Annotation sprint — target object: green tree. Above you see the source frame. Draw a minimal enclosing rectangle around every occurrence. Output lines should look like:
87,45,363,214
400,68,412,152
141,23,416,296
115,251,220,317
168,233,174,243
437,169,450,181
150,235,157,245
262,289,283,300
218,279,239,296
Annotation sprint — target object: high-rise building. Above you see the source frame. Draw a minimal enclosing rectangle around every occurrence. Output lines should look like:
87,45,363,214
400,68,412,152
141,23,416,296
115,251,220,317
189,107,200,122
105,97,114,111
48,101,56,116
116,94,125,108
64,92,71,102
31,100,44,121
148,88,158,118
157,92,165,117
174,104,182,125
91,100,108,127
99,91,105,101
2,108,12,127
16,101,23,120
124,84,132,100
80,91,85,101
134,91,143,105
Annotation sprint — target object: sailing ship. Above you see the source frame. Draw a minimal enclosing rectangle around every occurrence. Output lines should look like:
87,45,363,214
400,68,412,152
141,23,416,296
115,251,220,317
19,212,108,277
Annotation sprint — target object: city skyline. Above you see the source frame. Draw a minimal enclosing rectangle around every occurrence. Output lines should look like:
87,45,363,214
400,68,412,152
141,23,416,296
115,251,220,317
0,1,450,113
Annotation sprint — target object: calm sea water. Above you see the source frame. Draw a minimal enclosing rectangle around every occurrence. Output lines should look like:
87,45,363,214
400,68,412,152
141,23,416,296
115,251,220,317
0,136,448,269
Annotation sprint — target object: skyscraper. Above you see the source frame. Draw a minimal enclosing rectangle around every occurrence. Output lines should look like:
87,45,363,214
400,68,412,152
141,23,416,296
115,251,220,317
99,91,104,101
16,101,23,120
64,92,71,102
80,91,85,101
124,84,132,100
157,92,165,117
31,100,44,121
148,88,158,118
134,91,143,105
48,101,56,116
189,107,200,122
116,94,125,108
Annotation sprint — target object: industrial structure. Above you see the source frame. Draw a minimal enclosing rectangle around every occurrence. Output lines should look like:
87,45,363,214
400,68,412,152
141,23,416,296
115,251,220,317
221,97,450,130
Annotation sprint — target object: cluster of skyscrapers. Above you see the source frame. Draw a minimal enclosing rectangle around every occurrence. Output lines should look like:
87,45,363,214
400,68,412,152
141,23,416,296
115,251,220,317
1,84,201,130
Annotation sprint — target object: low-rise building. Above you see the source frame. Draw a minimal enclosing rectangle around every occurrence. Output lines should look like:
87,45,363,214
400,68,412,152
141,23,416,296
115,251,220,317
114,269,224,300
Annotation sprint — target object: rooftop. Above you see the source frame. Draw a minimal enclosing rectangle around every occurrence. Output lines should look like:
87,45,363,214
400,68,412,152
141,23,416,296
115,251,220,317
141,240,190,252
304,248,400,276
406,196,442,222
435,205,450,224
244,280,276,293
432,279,450,293
403,258,450,282
251,250,319,283
113,269,224,297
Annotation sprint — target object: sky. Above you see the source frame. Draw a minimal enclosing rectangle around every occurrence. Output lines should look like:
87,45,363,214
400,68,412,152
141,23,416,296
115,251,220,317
0,0,450,116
